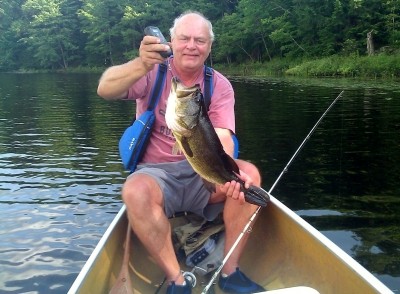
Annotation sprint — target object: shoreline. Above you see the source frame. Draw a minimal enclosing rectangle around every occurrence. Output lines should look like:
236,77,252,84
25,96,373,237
2,54,399,81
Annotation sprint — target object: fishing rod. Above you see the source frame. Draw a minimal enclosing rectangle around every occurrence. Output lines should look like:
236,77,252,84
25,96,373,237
201,90,344,294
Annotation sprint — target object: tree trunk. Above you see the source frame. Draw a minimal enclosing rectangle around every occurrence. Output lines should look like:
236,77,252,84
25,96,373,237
238,41,254,62
59,41,68,69
367,31,375,56
260,35,272,61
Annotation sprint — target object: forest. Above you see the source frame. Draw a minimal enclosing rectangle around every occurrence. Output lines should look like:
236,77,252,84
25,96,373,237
0,0,399,72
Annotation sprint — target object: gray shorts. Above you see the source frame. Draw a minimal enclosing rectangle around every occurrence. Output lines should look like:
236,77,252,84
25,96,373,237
133,160,224,221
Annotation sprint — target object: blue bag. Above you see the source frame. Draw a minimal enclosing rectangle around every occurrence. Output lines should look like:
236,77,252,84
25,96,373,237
118,63,167,172
119,110,156,172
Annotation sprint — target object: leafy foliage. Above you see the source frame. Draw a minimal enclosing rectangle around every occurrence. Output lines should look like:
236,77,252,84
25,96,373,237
0,0,399,70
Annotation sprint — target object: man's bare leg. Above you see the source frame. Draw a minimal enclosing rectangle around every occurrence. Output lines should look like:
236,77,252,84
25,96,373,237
122,174,185,284
218,159,261,275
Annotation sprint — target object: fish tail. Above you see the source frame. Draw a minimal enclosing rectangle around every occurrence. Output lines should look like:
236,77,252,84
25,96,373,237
244,185,271,207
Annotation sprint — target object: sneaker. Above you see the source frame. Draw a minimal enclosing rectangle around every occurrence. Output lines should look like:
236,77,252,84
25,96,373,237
218,268,265,293
166,278,192,294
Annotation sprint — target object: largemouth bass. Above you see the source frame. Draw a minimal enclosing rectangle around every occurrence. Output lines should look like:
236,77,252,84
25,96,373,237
165,77,270,207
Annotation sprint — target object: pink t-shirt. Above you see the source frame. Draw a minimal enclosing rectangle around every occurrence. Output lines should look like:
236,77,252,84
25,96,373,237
126,58,235,164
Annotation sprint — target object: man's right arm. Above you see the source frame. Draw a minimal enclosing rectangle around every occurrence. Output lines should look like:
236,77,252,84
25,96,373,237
97,58,149,100
97,36,170,100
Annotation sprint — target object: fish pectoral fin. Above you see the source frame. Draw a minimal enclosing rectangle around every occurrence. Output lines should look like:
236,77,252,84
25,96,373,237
172,142,182,155
181,137,194,157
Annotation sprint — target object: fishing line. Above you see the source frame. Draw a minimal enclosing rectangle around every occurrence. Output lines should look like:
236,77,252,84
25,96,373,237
201,90,344,294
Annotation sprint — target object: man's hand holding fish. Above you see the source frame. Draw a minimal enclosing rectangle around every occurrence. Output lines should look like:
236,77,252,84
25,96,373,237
221,173,252,204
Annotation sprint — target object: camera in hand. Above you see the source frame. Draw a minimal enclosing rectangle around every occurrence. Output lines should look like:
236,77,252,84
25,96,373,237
144,26,172,58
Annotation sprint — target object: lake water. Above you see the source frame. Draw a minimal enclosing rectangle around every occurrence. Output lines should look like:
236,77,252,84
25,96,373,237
0,73,399,293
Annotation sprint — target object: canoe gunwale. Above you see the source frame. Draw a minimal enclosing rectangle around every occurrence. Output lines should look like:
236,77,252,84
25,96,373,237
67,205,127,294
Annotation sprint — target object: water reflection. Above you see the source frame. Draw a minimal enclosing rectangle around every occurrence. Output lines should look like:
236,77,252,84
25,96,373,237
231,77,399,291
0,203,119,292
0,73,128,293
0,73,399,292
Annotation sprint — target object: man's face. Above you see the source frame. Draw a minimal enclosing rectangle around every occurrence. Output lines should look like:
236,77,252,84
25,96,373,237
171,15,212,72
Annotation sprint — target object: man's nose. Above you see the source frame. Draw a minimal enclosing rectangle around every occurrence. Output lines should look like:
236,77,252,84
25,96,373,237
187,38,196,48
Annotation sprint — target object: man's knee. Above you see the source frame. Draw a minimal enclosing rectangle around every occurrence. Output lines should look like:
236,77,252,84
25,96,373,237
236,159,261,186
122,174,162,213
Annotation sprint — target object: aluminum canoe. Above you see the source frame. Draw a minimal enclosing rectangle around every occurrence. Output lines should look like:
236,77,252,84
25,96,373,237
68,195,394,294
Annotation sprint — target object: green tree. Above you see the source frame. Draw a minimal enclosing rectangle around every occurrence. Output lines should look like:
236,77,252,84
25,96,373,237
260,0,299,58
60,0,85,66
0,0,26,70
1,0,399,70
78,0,127,66
290,0,331,56
214,12,249,63
383,0,400,48
355,0,387,53
20,0,80,69
237,0,274,61
180,0,238,21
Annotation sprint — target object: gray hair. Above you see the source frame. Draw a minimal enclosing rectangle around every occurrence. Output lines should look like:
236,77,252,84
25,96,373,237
169,11,215,42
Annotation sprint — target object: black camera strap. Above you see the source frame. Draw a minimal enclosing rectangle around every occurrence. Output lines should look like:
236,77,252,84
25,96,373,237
148,62,168,111
203,65,214,109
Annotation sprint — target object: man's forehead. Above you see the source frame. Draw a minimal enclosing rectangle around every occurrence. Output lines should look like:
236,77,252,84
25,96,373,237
175,19,209,37
175,30,209,38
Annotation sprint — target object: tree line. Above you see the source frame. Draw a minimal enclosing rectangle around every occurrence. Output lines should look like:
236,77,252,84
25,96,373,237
0,0,399,71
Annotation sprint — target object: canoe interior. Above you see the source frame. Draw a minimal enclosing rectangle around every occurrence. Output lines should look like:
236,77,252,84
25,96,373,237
71,198,392,294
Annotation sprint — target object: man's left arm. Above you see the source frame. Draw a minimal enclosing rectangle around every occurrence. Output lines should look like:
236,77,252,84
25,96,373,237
215,128,234,157
215,127,251,203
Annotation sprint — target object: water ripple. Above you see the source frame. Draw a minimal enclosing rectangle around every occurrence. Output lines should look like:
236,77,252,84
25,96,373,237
1,73,398,292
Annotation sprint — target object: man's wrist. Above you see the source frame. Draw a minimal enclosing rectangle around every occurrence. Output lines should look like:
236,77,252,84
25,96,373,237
131,57,153,76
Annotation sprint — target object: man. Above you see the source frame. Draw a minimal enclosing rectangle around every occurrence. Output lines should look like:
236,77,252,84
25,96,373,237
97,11,265,294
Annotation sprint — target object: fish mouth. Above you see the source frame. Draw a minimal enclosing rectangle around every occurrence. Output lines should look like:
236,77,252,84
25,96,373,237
172,77,200,99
